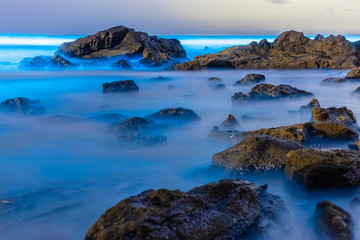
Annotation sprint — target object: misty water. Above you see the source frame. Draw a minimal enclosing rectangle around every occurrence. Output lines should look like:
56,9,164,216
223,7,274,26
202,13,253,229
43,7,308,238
1,35,360,240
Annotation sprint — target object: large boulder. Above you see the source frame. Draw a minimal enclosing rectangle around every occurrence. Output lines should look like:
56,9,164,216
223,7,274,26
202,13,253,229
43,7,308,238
146,107,200,123
85,179,291,240
102,80,139,93
313,201,354,240
346,68,360,79
212,136,303,173
285,148,360,188
58,26,187,66
175,30,360,70
311,106,357,126
231,83,313,102
1,97,45,115
234,74,265,85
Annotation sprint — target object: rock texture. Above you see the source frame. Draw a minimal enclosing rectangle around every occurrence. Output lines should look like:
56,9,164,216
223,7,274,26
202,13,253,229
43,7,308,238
346,68,360,79
313,201,355,240
212,136,303,173
231,83,313,102
311,106,357,126
174,30,360,70
102,80,139,93
220,114,239,129
298,98,320,112
320,77,346,84
113,117,153,133
1,97,45,115
85,179,290,240
285,148,360,188
234,74,265,85
146,107,200,123
111,59,132,69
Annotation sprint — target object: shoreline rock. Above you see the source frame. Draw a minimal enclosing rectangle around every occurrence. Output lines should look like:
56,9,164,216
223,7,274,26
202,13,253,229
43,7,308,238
102,80,139,93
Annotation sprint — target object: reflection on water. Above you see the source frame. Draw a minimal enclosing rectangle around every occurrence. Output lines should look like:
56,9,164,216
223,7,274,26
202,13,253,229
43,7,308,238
0,69,360,239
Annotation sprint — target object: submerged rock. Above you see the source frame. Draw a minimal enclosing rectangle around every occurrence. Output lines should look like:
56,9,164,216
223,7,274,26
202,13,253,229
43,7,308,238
212,83,226,89
85,179,291,240
313,201,354,240
220,114,239,129
102,80,139,93
1,97,45,115
231,83,313,102
212,136,303,173
346,68,360,79
285,148,360,188
146,107,200,123
311,106,357,126
175,30,360,70
207,77,222,84
111,59,132,69
320,77,346,84
351,86,360,95
19,55,73,69
51,54,72,68
113,117,153,133
298,98,320,112
234,74,265,85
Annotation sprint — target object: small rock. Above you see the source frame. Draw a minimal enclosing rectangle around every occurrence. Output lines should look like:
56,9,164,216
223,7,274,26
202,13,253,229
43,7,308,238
207,77,222,84
298,98,320,112
113,117,152,133
146,107,200,123
346,68,360,79
311,106,357,126
112,59,132,69
150,76,171,81
314,34,325,41
212,83,226,89
51,54,72,68
102,80,139,93
1,97,45,115
351,86,360,95
220,114,239,129
234,74,265,85
320,77,346,84
119,134,167,145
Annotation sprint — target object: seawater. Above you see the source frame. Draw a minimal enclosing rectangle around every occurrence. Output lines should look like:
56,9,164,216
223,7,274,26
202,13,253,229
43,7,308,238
0,35,360,240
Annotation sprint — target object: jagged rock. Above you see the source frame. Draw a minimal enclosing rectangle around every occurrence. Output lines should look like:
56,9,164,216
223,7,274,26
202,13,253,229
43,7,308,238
150,76,171,81
220,114,239,129
311,106,357,126
113,117,153,133
19,56,51,69
85,179,291,240
89,113,126,124
58,26,187,66
346,68,360,79
51,54,72,68
285,148,360,188
313,201,354,240
234,74,265,85
1,97,45,115
320,77,346,84
314,34,325,41
174,30,360,70
146,107,200,123
231,83,313,102
119,134,167,145
212,136,303,173
303,122,358,141
102,80,139,93
298,98,320,112
111,59,132,69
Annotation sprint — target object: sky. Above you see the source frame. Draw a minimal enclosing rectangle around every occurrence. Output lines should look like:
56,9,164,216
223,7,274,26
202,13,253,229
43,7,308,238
1,0,359,35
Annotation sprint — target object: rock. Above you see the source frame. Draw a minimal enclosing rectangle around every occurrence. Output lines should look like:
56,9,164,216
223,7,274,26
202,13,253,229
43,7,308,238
314,34,325,41
212,83,226,89
113,117,153,133
346,68,360,79
111,59,132,69
146,107,200,123
102,80,139,93
51,54,72,68
58,26,187,66
175,30,360,70
119,134,167,145
303,122,358,141
19,56,51,70
89,113,126,124
212,136,303,173
231,83,313,102
1,97,45,115
85,179,291,240
220,114,239,129
241,114,255,120
298,98,320,112
234,74,265,85
150,76,171,81
311,106,357,126
320,77,346,84
207,77,222,83
285,148,360,188
313,201,354,240
351,86,360,95
349,140,360,150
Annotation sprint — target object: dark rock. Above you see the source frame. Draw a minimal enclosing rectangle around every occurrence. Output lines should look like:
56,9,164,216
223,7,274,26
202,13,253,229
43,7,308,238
102,80,139,93
212,136,303,173
298,98,320,112
19,56,51,70
241,114,255,120
234,74,265,85
346,68,360,79
89,113,126,124
311,106,357,126
146,107,200,123
349,140,360,150
113,117,153,133
85,179,291,240
1,97,45,115
314,34,325,41
231,83,313,102
207,77,222,83
320,77,346,84
51,54,72,68
175,30,360,70
150,76,171,81
303,122,358,141
285,148,360,188
313,201,354,240
212,83,226,89
119,134,167,145
220,114,239,129
111,59,132,69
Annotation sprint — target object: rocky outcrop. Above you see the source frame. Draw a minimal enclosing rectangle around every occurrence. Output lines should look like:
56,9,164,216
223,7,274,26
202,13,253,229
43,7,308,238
85,179,291,240
298,98,320,112
1,97,45,115
313,201,354,240
285,148,360,188
113,117,153,133
102,80,139,93
311,106,357,126
231,83,313,102
174,30,360,70
234,74,265,85
220,114,239,129
146,107,200,123
212,136,303,173
320,77,346,84
58,26,187,66
346,68,360,79
19,55,73,69
51,54,72,68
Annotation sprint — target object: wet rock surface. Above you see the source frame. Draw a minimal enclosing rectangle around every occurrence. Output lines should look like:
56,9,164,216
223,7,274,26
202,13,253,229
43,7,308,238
175,30,360,70
311,106,357,126
285,148,360,188
298,98,320,112
1,97,45,115
85,179,291,240
212,136,303,173
320,77,346,84
313,201,354,240
346,68,360,79
113,117,153,134
220,114,239,129
231,83,313,102
102,80,139,93
234,74,265,85
146,107,200,123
